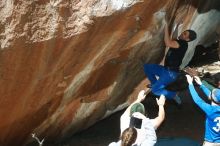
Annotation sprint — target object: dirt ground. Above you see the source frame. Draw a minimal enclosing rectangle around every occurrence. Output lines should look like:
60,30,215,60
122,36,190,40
56,88,206,146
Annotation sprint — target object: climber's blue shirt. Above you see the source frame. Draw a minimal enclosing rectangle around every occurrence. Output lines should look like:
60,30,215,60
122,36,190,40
188,84,220,143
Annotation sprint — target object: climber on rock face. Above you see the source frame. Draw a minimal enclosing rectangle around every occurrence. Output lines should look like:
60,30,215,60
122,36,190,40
143,20,197,105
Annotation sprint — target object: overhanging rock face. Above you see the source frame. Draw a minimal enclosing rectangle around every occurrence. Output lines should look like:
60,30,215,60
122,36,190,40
0,0,219,145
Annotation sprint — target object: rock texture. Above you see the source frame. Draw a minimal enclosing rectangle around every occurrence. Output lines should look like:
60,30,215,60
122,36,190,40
0,0,219,145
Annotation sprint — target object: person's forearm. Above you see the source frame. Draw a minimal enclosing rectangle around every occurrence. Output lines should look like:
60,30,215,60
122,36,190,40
153,105,165,129
189,84,204,104
201,80,215,91
158,105,165,121
164,24,170,47
200,83,212,98
188,84,211,113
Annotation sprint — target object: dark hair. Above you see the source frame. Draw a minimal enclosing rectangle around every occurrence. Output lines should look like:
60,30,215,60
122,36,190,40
186,30,197,41
121,128,137,146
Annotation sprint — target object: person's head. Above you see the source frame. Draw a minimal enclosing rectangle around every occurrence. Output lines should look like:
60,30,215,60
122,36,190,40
130,103,145,116
179,30,197,42
120,127,137,146
210,88,220,105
